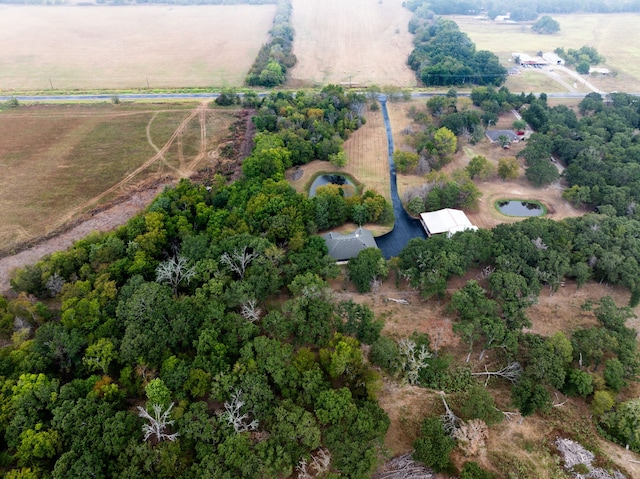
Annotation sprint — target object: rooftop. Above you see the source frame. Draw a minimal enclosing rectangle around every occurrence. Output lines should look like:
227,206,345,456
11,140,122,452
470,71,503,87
322,227,378,261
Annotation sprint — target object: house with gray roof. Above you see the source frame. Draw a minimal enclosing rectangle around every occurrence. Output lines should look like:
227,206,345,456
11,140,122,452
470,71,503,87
486,129,520,143
322,227,378,261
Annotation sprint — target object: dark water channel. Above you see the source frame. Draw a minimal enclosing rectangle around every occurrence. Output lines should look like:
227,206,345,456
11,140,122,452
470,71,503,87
375,95,427,259
497,200,544,217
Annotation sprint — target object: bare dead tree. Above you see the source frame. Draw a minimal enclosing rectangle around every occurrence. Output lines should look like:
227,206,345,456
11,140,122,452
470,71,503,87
398,338,431,385
479,265,496,280
222,389,259,433
471,362,522,386
240,299,262,322
453,419,488,457
532,237,549,250
137,403,179,442
296,448,331,479
220,247,259,279
372,453,434,479
135,363,157,387
45,273,65,297
156,255,196,294
496,408,521,422
439,393,460,436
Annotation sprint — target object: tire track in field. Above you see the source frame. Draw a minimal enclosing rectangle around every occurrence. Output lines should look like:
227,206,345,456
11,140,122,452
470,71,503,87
51,103,206,231
146,110,181,175
181,105,209,177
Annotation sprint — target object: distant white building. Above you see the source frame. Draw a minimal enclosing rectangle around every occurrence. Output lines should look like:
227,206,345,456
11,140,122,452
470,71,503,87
542,52,565,65
512,53,548,67
419,209,478,238
589,67,611,75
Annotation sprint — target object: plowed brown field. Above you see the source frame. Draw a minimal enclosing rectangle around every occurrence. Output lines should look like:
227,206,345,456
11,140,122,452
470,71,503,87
288,0,416,87
0,4,274,90
0,103,235,254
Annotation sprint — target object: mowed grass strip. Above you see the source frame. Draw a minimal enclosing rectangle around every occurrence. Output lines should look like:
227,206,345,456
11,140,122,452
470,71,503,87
0,104,216,251
452,13,640,92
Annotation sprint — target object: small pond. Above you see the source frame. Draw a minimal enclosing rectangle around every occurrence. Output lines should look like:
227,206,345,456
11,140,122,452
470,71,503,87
496,200,545,217
308,174,356,197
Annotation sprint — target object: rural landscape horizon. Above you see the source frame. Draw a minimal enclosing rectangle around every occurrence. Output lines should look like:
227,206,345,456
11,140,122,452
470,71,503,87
1,1,640,478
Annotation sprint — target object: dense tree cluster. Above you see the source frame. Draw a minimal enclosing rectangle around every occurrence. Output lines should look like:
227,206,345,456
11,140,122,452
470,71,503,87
407,17,507,87
0,88,401,477
513,92,640,207
245,0,295,87
532,15,560,34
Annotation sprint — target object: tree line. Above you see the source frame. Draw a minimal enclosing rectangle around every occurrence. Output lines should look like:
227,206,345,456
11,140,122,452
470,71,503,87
404,0,640,17
245,0,296,87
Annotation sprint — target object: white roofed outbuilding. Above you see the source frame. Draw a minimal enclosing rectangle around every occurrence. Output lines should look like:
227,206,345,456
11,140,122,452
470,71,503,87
419,208,478,238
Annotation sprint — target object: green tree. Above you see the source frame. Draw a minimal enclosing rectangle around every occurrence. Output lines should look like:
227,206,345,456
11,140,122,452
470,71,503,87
82,338,117,375
394,150,420,174
497,134,511,148
347,248,388,293
433,127,458,168
604,358,627,392
601,398,640,452
592,390,614,416
412,417,455,472
563,368,593,397
513,119,527,133
497,156,519,180
511,377,551,416
525,159,560,187
532,16,560,34
577,62,590,74
466,155,493,180
335,300,383,344
145,378,172,409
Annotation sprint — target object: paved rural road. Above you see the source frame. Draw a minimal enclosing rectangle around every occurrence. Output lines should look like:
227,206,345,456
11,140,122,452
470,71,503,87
0,93,221,102
3,90,629,104
375,95,427,259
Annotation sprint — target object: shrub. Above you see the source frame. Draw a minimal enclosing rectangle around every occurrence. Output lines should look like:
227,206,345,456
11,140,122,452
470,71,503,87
461,461,494,479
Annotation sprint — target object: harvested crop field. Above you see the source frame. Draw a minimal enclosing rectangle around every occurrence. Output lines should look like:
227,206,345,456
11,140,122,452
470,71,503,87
452,13,640,93
0,102,236,254
0,4,275,90
288,0,416,87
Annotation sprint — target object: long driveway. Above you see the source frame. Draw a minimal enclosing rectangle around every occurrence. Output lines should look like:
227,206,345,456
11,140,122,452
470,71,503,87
375,95,426,259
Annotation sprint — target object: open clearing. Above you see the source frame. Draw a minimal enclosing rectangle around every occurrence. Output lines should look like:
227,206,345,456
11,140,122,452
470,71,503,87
0,102,236,254
452,13,640,93
288,0,416,87
0,4,275,90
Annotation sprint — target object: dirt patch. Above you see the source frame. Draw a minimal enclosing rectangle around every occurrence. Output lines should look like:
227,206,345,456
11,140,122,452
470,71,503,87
289,0,416,87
